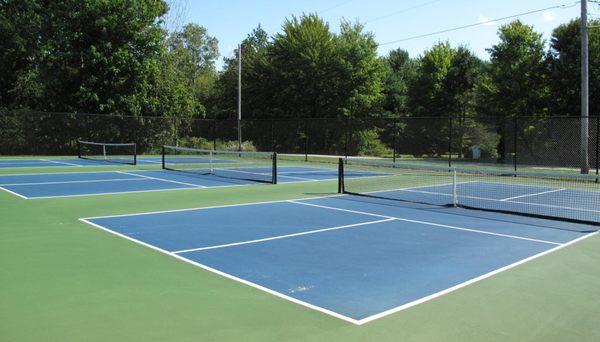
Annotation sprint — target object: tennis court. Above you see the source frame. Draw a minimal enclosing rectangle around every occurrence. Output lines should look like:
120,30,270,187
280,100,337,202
0,166,352,199
0,156,164,168
81,184,598,324
3,147,600,340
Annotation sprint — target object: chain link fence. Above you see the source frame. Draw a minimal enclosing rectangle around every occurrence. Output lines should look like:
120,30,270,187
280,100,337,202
1,109,598,173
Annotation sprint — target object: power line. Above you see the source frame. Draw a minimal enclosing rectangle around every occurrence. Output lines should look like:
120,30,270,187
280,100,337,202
378,1,580,46
365,0,443,24
321,0,355,14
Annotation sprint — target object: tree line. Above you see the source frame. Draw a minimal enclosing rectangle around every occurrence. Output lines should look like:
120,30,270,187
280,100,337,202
1,1,598,160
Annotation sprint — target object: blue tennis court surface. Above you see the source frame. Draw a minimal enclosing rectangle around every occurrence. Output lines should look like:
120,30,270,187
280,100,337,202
0,157,164,168
81,194,598,324
0,166,348,199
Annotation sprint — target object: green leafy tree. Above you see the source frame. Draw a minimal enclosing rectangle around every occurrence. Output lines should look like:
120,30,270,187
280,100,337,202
482,20,549,118
406,42,456,156
549,19,600,116
214,26,272,119
0,0,201,153
167,23,219,109
382,48,416,116
441,47,484,157
268,14,339,119
481,20,550,161
0,0,44,108
36,0,170,114
335,20,385,118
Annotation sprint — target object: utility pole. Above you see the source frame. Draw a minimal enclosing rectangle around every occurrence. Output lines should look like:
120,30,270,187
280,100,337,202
238,45,242,151
581,0,590,173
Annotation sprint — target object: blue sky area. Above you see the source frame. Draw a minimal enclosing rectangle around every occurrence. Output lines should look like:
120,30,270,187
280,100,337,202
165,0,594,69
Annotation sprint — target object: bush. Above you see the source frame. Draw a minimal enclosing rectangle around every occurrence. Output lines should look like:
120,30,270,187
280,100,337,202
216,140,256,151
175,137,257,151
466,125,500,160
352,129,393,157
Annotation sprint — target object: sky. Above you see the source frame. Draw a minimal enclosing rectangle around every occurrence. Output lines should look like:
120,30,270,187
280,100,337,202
165,0,596,69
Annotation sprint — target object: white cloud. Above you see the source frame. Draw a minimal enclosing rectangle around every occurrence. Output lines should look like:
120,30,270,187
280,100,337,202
478,15,496,26
542,10,556,22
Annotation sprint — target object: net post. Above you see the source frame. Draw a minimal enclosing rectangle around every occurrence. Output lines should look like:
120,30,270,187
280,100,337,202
452,167,458,207
133,143,137,166
77,140,81,159
272,152,277,184
338,158,344,194
161,146,165,169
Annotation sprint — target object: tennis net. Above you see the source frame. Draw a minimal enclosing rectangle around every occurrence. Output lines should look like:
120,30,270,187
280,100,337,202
77,140,137,165
162,146,277,184
339,158,600,225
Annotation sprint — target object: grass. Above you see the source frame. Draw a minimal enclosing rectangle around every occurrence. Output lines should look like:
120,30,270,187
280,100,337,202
1,164,600,341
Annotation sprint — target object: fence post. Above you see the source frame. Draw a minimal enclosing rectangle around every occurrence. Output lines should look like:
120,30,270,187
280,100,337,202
213,119,217,150
393,118,398,163
271,119,275,152
596,115,600,181
272,152,277,184
304,118,309,162
513,116,518,172
344,117,350,159
448,115,453,167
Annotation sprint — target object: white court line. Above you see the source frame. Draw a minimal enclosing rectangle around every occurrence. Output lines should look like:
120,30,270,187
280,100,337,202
0,169,136,177
278,174,319,181
0,178,147,186
137,159,162,164
0,186,29,199
278,169,335,175
116,171,206,188
500,188,566,201
173,218,394,254
356,231,598,324
362,181,478,196
27,185,248,200
287,200,562,246
79,218,362,325
13,177,336,200
39,159,83,167
214,168,271,177
82,196,334,220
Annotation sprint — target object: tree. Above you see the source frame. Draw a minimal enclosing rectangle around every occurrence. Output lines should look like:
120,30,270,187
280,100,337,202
0,0,199,152
268,14,340,119
36,0,171,114
441,47,484,157
382,48,416,116
482,20,550,118
0,0,44,108
213,26,272,119
335,20,385,118
482,20,551,162
406,42,456,156
167,23,219,109
549,19,600,116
